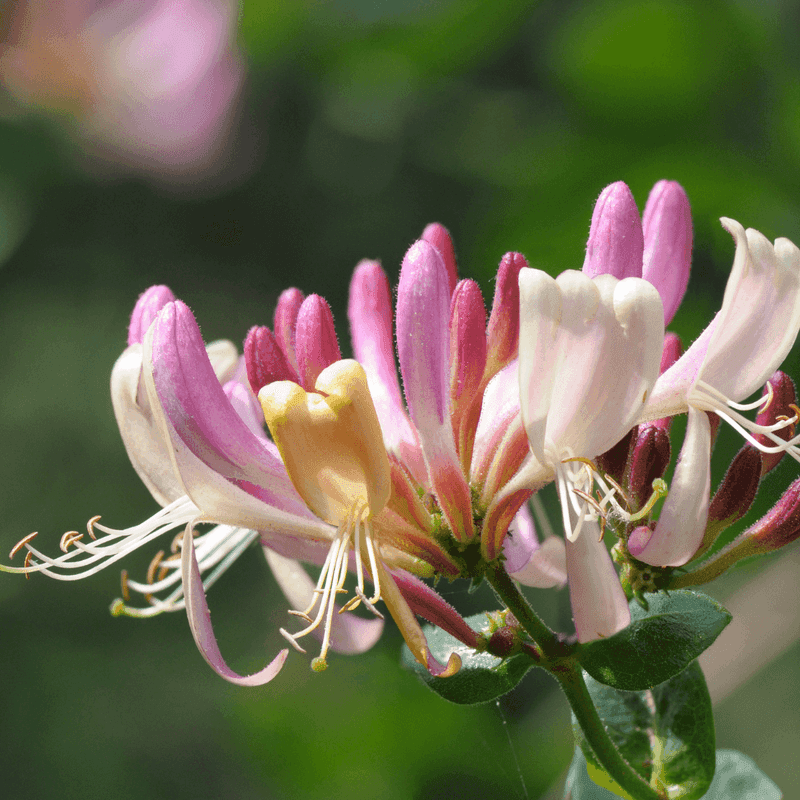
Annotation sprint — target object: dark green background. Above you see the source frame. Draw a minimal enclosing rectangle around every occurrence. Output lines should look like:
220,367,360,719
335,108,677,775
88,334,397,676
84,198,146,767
2,1,799,798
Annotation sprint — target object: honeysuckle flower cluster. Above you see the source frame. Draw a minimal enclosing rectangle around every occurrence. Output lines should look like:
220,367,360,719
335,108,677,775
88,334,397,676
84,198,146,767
0,0,245,182
5,178,800,693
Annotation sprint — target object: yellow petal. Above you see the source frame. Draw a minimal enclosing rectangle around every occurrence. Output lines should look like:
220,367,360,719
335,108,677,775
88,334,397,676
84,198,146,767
259,360,390,525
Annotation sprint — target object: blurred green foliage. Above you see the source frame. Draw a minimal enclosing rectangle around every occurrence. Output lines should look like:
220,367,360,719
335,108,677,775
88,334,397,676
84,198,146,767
2,0,800,797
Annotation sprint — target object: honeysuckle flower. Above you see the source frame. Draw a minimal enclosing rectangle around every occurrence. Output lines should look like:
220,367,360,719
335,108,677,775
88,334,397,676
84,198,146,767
504,266,664,640
0,0,245,183
633,219,800,566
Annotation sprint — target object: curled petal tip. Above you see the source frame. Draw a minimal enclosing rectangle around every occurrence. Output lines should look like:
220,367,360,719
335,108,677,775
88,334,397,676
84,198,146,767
128,285,176,345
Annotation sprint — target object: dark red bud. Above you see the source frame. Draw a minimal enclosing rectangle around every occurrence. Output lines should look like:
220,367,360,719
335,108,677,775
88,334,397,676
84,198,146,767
244,326,299,395
487,627,518,658
596,427,636,485
750,477,800,552
755,371,797,476
708,445,762,530
628,424,671,508
272,287,305,371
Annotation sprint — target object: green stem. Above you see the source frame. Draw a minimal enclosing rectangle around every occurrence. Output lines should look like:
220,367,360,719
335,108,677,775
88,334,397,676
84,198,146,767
486,563,665,800
485,561,559,653
557,666,665,800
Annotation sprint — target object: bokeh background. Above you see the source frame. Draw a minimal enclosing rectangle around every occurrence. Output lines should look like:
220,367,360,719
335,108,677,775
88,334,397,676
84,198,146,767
2,0,800,798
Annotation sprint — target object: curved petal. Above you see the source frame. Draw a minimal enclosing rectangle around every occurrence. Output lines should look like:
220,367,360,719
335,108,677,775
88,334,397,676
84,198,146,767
565,517,630,643
111,343,184,506
510,536,567,589
694,219,800,403
182,527,288,686
632,407,711,567
502,503,538,574
262,547,384,655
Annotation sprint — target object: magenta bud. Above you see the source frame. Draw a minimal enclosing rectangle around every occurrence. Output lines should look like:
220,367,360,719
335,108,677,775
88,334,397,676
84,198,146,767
642,181,693,326
421,222,458,297
628,424,672,509
707,445,762,534
660,332,682,373
294,294,342,390
244,326,299,395
449,279,487,405
627,525,654,559
755,371,797,475
596,427,635,485
485,251,526,375
582,181,644,280
750,477,800,552
128,285,176,345
273,287,305,372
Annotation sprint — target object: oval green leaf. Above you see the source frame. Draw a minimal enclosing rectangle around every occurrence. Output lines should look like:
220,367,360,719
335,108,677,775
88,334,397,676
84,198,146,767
574,662,716,799
579,590,731,690
400,612,535,705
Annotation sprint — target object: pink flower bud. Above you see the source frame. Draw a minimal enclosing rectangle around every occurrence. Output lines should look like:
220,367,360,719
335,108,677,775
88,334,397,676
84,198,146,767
485,251,526,376
273,287,304,372
582,181,644,280
755,371,797,475
294,294,342,390
627,424,671,509
128,285,175,345
244,326,298,395
421,222,458,297
705,445,762,542
449,279,487,405
648,334,683,433
627,525,654,557
642,181,693,326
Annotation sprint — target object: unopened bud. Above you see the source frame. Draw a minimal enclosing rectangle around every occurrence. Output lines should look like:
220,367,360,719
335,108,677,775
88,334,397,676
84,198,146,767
671,477,800,588
582,181,644,280
650,333,683,433
421,222,458,297
596,427,635,485
755,371,797,476
627,424,671,509
128,285,175,345
485,252,527,376
273,287,304,372
701,445,762,554
487,626,518,658
244,325,299,394
642,180,692,326
294,294,342,390
449,279,487,405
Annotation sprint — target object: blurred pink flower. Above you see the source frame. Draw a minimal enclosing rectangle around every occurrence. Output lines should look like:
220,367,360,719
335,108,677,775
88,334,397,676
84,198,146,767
0,0,247,184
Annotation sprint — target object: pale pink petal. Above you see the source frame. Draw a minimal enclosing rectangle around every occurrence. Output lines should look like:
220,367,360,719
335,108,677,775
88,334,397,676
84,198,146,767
223,380,266,441
182,527,288,686
632,407,711,567
262,547,383,655
511,536,567,589
502,503,538,574
566,516,630,643
128,284,175,345
695,219,800,403
642,180,692,326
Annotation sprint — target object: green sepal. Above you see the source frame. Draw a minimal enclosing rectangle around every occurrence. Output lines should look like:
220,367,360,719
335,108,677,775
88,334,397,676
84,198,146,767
400,612,535,704
573,662,716,799
563,748,780,800
578,590,731,690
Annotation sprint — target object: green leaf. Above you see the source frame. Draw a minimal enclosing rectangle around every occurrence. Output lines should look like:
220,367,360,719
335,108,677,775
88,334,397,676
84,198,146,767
564,748,781,800
579,590,731,690
702,750,781,800
400,613,535,705
574,662,716,799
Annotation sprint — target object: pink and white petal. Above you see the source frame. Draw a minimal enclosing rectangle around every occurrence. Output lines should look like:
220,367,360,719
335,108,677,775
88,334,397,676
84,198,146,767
543,273,663,459
397,241,473,536
262,547,383,655
632,407,711,567
694,219,800,403
206,339,239,384
223,380,267,441
182,527,288,686
565,517,630,643
111,343,184,506
348,259,425,482
510,536,567,589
